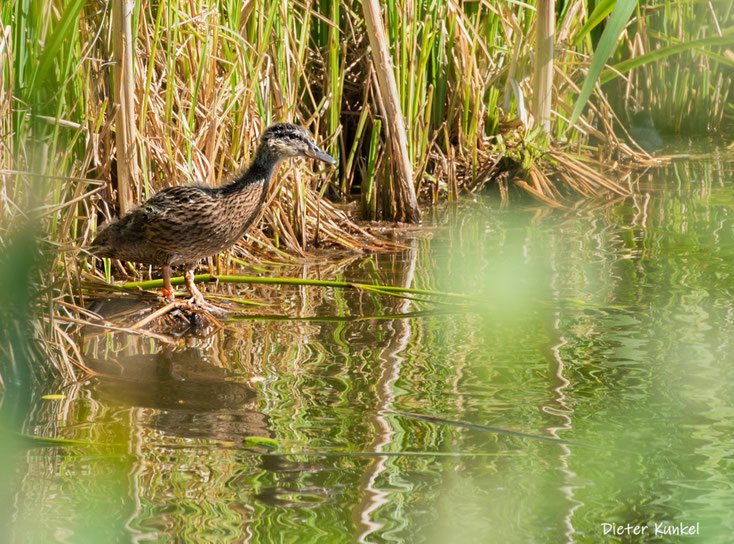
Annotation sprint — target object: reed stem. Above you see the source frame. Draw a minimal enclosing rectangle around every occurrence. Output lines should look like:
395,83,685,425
111,0,138,214
533,0,554,134
362,0,420,223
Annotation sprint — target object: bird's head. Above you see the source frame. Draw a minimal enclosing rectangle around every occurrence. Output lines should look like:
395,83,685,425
258,123,337,166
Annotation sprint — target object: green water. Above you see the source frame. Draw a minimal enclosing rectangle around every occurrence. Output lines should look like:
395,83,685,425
3,158,734,543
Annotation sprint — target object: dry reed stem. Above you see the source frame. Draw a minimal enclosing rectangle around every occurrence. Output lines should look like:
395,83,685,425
362,0,420,223
111,0,138,214
533,0,554,133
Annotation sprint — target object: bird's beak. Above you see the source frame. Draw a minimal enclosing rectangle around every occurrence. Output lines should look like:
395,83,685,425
305,144,337,165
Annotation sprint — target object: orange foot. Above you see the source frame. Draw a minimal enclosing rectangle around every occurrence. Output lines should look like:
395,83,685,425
161,287,175,298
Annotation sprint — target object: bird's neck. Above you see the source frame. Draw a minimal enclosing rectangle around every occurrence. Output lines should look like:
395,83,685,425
215,144,282,242
222,143,280,195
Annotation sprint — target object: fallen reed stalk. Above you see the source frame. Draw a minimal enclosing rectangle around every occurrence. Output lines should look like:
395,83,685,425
119,274,478,303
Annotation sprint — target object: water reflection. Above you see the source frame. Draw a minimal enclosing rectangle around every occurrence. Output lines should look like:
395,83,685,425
85,347,267,442
4,156,734,542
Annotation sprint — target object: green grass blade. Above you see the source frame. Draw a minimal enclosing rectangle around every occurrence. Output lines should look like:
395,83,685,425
601,34,734,84
573,0,616,46
569,0,639,127
28,0,86,96
120,273,478,302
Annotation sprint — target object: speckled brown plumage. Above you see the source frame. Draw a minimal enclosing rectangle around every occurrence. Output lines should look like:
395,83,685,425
91,123,336,307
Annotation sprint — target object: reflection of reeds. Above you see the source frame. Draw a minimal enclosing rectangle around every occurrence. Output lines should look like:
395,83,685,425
1,1,731,384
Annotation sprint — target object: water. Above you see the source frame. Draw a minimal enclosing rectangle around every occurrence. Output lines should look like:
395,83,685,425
3,156,734,543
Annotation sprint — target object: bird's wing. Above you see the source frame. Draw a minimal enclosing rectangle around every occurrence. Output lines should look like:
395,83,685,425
92,185,215,255
138,185,217,254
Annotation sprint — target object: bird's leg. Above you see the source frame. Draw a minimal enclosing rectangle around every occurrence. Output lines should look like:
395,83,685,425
184,265,207,307
114,259,132,279
161,265,175,301
184,264,227,316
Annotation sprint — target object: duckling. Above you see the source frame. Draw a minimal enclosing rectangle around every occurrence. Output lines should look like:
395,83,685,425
91,123,336,309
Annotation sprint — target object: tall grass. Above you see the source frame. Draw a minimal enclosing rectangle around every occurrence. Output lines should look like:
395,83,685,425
3,1,733,225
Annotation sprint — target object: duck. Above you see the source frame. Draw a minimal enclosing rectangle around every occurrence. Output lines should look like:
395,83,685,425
91,123,336,309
